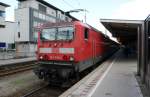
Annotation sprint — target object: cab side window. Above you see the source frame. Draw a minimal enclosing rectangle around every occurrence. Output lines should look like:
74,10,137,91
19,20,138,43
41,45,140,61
84,28,89,39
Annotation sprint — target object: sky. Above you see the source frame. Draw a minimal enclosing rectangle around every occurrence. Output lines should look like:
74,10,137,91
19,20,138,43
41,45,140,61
1,0,150,39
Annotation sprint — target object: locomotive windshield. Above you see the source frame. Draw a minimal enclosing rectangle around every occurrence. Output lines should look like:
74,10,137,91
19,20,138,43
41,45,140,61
41,26,74,41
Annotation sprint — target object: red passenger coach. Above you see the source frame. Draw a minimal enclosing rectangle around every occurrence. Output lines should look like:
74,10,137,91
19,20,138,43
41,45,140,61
34,21,118,84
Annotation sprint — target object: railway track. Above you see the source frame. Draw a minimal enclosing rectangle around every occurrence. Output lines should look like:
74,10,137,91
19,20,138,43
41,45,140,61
18,63,100,97
17,65,95,97
20,85,48,97
20,84,65,97
0,62,37,77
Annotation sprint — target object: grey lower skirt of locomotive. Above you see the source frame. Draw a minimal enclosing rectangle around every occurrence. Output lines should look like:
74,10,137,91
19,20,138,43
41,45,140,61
34,60,80,85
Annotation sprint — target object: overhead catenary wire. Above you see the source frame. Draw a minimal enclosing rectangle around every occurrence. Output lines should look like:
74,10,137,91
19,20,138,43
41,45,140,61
62,0,75,9
76,0,81,7
65,0,84,22
70,0,80,8
61,0,89,23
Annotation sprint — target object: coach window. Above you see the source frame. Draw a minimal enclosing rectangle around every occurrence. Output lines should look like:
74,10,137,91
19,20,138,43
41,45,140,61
84,28,89,39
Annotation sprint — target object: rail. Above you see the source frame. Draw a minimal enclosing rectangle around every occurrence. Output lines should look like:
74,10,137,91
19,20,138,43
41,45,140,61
0,62,37,77
20,85,48,97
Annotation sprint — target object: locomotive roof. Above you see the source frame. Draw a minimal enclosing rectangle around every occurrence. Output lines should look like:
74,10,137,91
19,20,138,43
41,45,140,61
41,22,74,28
38,21,109,38
82,22,109,38
75,21,111,41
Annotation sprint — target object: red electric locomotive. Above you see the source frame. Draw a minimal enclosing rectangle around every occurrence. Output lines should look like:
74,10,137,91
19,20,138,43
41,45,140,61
34,21,118,84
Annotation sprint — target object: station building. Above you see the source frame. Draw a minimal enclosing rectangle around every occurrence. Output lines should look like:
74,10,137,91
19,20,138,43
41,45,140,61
15,0,77,53
0,2,9,28
0,2,17,50
0,21,17,50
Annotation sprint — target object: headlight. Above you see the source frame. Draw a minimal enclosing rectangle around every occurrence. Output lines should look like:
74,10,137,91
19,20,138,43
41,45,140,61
39,56,43,59
70,56,74,61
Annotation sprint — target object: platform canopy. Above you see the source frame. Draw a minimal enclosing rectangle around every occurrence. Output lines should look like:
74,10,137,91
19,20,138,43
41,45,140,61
100,19,143,45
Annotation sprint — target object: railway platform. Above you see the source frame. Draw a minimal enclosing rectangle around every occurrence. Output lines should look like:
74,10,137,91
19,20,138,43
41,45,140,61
0,57,36,66
59,50,143,97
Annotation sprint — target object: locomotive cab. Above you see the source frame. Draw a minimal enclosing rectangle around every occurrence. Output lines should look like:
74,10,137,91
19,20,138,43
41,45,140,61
38,26,75,62
35,22,79,83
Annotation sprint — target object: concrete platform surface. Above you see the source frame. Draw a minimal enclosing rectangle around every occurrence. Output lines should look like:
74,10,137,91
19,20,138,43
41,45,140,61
0,57,36,66
60,51,143,97
92,53,143,97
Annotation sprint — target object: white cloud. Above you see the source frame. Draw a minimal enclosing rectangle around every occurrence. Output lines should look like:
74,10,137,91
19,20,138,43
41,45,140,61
112,0,150,20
